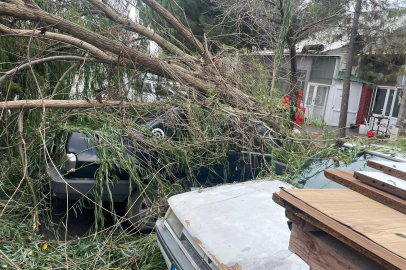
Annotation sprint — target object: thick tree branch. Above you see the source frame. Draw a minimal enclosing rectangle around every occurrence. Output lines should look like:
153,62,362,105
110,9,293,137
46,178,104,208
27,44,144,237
0,24,112,60
0,3,172,74
0,24,152,73
1,0,25,6
0,2,253,106
87,0,197,64
140,0,208,58
0,5,203,87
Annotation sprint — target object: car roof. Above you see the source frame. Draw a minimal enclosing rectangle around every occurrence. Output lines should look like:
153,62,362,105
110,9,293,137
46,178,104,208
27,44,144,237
168,180,309,270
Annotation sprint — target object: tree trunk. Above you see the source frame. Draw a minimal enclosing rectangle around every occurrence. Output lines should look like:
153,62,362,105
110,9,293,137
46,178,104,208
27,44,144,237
287,28,298,122
337,0,363,138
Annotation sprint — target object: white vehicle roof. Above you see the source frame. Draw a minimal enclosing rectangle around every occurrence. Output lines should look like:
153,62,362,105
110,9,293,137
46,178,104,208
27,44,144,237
168,180,309,270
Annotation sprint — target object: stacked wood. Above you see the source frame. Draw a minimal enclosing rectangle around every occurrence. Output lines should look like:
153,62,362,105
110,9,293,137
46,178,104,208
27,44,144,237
273,159,406,270
289,223,386,270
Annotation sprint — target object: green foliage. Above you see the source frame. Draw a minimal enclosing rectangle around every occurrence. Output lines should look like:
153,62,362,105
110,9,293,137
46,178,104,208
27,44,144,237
0,218,166,269
358,54,406,86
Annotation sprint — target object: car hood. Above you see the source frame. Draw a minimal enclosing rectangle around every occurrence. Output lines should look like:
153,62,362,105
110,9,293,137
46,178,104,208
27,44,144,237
168,180,309,270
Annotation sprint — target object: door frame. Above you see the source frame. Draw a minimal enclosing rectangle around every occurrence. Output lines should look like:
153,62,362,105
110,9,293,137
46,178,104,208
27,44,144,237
304,83,331,120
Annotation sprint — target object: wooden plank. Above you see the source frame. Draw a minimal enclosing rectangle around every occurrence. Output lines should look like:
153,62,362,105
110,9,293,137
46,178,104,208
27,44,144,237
324,169,406,215
354,171,406,199
289,223,387,270
272,189,406,270
367,160,406,180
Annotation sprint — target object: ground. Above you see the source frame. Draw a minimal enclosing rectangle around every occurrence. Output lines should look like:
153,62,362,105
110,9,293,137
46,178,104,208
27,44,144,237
306,124,366,140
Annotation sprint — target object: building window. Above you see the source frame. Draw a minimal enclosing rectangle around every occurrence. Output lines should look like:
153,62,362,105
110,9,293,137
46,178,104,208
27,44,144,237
274,69,307,95
310,57,336,85
371,87,403,118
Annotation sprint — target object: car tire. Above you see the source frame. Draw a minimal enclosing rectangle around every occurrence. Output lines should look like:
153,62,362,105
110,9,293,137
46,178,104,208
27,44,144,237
151,127,165,137
125,189,155,232
149,121,174,138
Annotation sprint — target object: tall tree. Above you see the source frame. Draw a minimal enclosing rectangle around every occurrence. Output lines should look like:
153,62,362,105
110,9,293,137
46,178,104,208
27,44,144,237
213,0,348,114
338,0,363,138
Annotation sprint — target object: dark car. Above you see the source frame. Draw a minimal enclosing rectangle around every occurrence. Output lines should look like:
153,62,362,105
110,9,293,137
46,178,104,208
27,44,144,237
46,107,287,230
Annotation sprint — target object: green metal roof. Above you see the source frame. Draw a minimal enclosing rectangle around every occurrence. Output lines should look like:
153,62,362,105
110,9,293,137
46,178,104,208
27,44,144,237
337,71,373,84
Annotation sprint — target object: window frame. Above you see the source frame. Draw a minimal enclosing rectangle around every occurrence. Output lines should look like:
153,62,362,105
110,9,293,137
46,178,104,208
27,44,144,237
370,87,403,119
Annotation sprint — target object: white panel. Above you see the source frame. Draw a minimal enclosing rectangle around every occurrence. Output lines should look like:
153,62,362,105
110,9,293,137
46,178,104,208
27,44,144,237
369,160,406,173
346,112,356,126
348,92,360,111
357,171,406,192
330,81,363,126
333,89,343,109
331,111,340,126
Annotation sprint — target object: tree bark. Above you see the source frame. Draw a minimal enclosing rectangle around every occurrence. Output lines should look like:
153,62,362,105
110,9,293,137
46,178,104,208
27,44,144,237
140,0,207,58
287,28,299,121
87,0,197,64
338,0,363,138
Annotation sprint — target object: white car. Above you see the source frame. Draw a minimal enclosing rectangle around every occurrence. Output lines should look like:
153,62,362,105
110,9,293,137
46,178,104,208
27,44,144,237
156,180,309,270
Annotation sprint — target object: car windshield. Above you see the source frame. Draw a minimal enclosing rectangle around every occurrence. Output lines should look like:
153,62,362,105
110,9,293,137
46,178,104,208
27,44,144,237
291,148,386,189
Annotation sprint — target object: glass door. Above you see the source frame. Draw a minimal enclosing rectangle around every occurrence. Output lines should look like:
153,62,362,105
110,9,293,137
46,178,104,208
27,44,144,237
313,86,329,118
305,85,315,116
304,84,330,120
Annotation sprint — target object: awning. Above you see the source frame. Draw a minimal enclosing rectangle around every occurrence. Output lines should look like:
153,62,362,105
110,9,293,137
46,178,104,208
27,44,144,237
337,71,373,84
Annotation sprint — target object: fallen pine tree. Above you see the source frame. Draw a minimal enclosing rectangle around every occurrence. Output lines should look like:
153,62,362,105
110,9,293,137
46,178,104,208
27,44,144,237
0,0,348,269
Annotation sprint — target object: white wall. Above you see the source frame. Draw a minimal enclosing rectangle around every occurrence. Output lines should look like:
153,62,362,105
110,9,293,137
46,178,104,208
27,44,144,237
326,80,363,126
